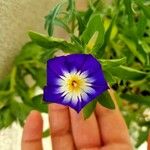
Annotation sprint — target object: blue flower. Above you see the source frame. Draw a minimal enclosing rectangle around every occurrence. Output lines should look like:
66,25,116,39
43,54,109,112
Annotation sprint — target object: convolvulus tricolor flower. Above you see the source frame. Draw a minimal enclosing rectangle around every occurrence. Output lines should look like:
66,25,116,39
43,54,108,112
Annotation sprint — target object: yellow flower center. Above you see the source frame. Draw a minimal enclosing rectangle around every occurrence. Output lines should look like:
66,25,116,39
56,70,95,105
72,80,78,87
67,74,86,94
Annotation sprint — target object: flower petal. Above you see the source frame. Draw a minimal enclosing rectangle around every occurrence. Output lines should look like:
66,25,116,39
81,54,102,75
65,54,88,72
43,54,109,113
47,56,67,86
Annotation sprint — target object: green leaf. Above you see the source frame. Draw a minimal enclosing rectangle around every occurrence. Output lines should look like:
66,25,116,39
76,12,86,35
10,101,32,126
100,57,126,69
15,79,30,103
0,114,3,129
98,14,117,57
0,75,10,91
34,68,46,88
43,128,50,138
83,7,93,25
45,3,63,36
85,31,99,53
81,14,104,53
136,129,149,148
121,94,150,106
141,5,150,19
137,14,147,39
0,97,9,109
15,42,43,64
124,0,134,26
1,108,14,128
83,99,97,119
108,65,147,80
40,49,56,63
67,0,75,11
136,0,150,19
28,31,81,53
109,66,147,81
103,71,116,84
31,95,48,113
53,18,71,33
139,40,150,54
119,34,146,64
71,35,84,51
97,91,115,109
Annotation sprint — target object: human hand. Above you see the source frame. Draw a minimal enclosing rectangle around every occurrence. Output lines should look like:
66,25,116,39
148,135,150,150
22,91,135,150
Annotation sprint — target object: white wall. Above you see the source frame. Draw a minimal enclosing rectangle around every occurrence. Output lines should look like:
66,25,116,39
0,0,58,79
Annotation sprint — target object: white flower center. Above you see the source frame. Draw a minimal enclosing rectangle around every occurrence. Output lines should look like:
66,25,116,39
56,69,95,105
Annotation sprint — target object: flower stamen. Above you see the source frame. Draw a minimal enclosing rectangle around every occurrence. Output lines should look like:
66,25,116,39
72,80,78,87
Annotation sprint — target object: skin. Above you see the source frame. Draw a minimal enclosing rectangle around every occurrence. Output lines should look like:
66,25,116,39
148,134,150,150
21,91,150,150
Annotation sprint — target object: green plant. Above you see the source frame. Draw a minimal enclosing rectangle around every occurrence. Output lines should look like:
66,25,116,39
0,0,150,148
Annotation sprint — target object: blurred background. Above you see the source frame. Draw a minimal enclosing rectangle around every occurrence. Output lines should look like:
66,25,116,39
0,0,56,79
0,1,54,149
0,0,88,149
0,0,150,149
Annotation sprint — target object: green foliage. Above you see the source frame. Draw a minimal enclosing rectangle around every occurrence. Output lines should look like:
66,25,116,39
136,129,149,148
80,14,104,54
45,3,63,36
0,0,150,148
0,41,47,129
10,101,32,126
121,94,150,106
43,128,50,138
28,31,82,53
97,91,115,109
83,99,97,119
108,65,147,80
31,95,48,113
100,57,127,68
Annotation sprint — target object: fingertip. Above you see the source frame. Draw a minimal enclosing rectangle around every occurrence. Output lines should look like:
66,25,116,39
22,110,43,142
49,103,68,111
28,110,43,121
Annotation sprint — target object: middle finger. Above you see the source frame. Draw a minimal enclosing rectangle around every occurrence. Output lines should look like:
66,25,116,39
69,108,101,149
